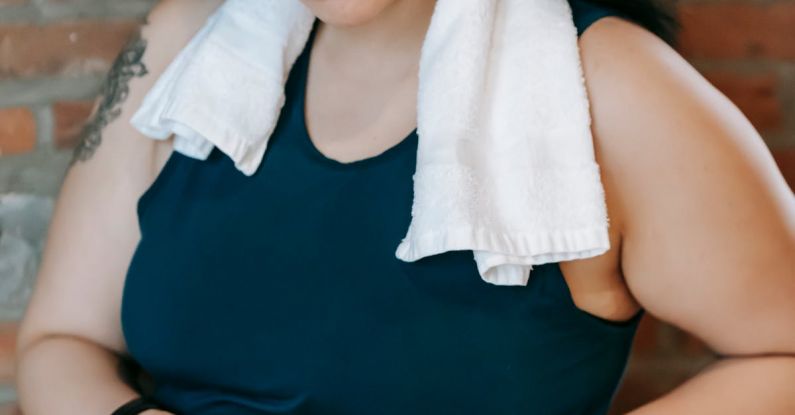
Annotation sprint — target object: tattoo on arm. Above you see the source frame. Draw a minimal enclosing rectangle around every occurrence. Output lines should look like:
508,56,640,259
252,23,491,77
69,32,149,165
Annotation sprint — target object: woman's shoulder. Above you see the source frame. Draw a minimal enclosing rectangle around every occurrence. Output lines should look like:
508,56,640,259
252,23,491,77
575,6,793,284
127,0,226,178
574,3,795,355
568,0,631,37
64,0,227,199
141,0,224,52
575,14,688,145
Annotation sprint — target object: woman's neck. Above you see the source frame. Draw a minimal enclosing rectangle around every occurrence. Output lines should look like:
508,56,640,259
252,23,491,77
313,0,436,80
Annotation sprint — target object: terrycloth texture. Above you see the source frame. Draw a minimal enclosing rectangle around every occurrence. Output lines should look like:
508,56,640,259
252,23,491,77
130,0,611,286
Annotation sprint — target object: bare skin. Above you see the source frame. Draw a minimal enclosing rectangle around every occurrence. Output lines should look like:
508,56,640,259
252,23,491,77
302,0,431,164
14,3,225,414
14,0,795,414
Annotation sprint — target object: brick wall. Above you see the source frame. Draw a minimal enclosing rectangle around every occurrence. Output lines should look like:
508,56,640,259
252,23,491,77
0,1,793,414
0,1,155,413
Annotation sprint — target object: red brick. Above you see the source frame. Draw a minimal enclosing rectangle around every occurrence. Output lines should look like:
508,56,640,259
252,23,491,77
0,321,18,384
53,100,96,149
0,20,141,79
772,148,795,191
677,2,795,59
702,70,783,133
0,107,36,156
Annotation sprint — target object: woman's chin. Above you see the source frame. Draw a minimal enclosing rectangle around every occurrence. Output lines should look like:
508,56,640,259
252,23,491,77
300,0,398,27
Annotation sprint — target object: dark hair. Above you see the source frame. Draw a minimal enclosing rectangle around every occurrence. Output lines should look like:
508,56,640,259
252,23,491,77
587,0,681,47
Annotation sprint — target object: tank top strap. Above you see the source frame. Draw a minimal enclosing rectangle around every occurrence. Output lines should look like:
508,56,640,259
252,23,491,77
569,0,631,37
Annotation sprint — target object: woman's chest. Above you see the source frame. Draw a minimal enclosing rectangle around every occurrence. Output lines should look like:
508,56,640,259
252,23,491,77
122,135,642,414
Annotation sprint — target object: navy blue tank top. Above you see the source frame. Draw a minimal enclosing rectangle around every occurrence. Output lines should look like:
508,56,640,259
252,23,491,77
122,2,643,414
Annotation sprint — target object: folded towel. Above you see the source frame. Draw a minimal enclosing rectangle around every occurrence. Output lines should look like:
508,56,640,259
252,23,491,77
130,0,611,286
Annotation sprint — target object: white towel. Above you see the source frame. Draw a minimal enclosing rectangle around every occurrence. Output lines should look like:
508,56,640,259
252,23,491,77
130,0,611,286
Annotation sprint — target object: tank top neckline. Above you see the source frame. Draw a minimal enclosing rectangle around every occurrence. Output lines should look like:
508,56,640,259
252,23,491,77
295,19,420,170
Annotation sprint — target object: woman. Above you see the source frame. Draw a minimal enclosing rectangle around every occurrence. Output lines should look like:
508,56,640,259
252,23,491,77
14,0,795,414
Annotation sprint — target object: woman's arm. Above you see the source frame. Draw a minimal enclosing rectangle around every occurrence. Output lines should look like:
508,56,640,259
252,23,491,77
578,17,795,414
13,1,222,413
16,336,171,415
